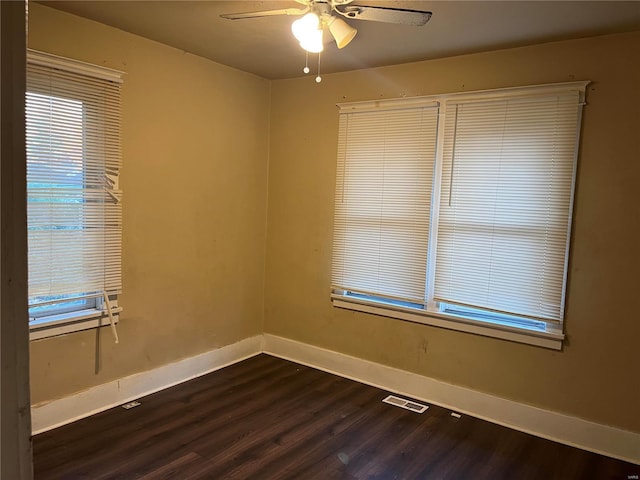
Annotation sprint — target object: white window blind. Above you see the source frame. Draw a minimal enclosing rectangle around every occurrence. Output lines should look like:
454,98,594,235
434,92,581,322
331,83,587,347
26,54,123,312
332,104,439,304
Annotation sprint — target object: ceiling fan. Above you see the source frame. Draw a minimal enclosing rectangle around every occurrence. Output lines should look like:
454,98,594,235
221,0,432,81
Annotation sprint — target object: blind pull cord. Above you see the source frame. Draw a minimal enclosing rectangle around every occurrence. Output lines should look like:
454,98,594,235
106,189,121,203
448,104,459,207
105,174,122,204
102,291,119,344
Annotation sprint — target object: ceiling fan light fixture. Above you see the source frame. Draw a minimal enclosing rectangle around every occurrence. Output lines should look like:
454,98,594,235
327,16,357,49
292,12,324,53
220,0,433,81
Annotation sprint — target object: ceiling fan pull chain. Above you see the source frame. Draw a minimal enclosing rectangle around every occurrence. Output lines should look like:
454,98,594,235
316,52,322,83
303,51,310,74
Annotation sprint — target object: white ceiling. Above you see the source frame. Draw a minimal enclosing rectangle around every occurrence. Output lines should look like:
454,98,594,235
39,1,640,79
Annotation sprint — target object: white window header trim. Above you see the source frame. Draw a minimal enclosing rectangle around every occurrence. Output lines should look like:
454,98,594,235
27,49,125,83
337,81,589,113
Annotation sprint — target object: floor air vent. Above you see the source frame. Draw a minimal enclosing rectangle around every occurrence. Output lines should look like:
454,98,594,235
121,401,141,410
382,395,428,413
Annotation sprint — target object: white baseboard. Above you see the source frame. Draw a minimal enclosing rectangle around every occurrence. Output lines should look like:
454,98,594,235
263,334,640,465
31,335,263,435
31,333,639,465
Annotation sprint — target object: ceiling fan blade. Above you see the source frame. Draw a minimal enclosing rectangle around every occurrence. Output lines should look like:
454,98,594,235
220,8,307,20
336,5,432,26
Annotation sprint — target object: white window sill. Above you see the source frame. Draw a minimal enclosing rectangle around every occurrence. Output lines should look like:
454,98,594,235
29,307,122,341
331,295,564,350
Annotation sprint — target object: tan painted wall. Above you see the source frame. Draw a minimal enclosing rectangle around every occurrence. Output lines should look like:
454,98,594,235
28,4,271,404
27,2,640,434
265,32,640,432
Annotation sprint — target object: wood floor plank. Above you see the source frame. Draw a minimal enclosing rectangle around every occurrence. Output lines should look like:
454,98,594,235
33,354,638,479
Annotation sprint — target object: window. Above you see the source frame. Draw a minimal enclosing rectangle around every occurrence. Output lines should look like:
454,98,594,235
331,83,587,349
26,51,124,340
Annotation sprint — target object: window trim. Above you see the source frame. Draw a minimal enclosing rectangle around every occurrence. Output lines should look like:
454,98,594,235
336,81,589,112
332,81,588,350
29,304,122,341
332,294,563,350
26,49,124,84
26,50,124,341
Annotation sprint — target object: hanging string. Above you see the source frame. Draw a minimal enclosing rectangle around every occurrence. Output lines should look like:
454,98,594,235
316,52,322,83
102,291,119,344
303,51,310,74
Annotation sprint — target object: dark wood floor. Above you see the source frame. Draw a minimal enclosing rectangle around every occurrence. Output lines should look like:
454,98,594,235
33,354,637,479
